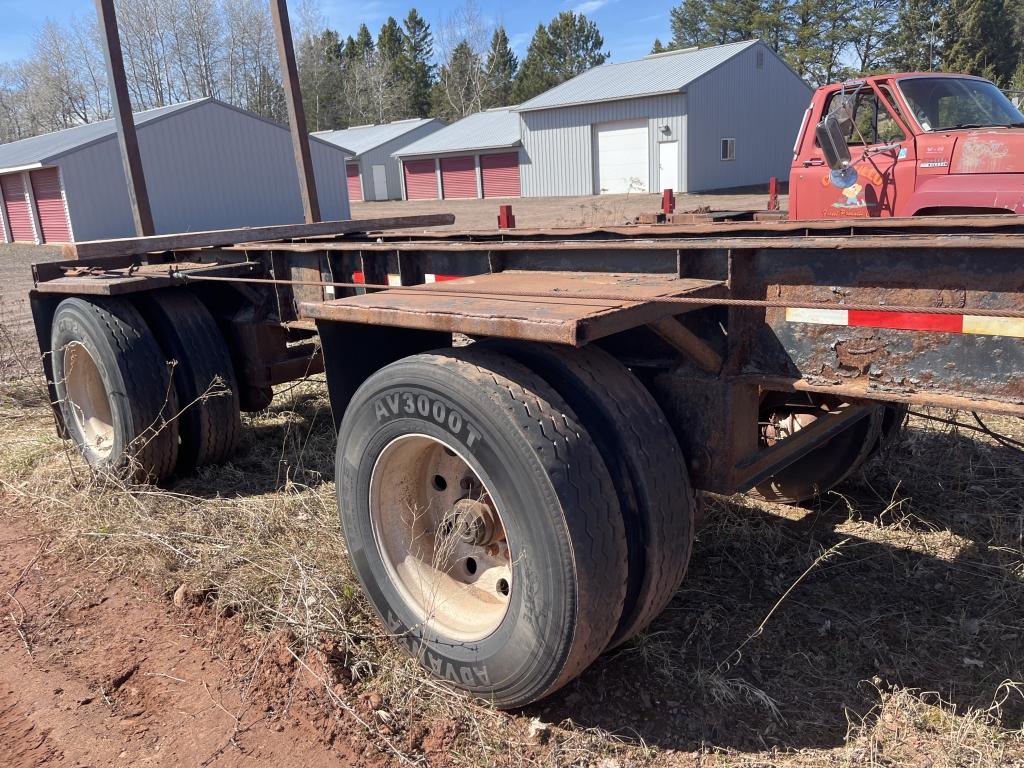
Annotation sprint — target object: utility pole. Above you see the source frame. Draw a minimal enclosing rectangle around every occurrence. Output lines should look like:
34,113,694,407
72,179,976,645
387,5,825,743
94,0,155,237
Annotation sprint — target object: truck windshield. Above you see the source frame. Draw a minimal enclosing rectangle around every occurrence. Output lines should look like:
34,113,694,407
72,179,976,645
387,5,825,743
897,77,1024,131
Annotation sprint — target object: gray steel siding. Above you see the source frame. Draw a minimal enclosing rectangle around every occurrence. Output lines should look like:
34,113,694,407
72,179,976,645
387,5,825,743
520,93,687,197
686,43,812,192
58,139,135,241
61,102,349,239
358,121,445,201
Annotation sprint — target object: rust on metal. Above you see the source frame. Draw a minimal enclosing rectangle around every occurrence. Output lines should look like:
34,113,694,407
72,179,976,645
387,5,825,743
648,316,723,373
94,0,154,237
732,404,873,489
269,0,320,224
300,271,726,346
60,213,456,260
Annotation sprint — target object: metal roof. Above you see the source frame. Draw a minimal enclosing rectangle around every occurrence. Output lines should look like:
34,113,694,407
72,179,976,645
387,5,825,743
394,109,520,157
314,118,443,156
0,100,205,173
515,40,761,112
0,98,351,174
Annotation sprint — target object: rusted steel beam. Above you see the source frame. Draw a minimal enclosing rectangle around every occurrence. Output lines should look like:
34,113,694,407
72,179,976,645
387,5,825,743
94,0,154,237
60,214,455,260
345,214,1024,243
733,404,874,490
231,233,1024,252
750,376,1024,418
270,0,320,224
648,316,723,373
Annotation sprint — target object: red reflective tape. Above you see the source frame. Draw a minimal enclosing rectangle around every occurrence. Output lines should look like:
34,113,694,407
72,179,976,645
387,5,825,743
352,271,365,284
847,310,964,333
433,274,460,282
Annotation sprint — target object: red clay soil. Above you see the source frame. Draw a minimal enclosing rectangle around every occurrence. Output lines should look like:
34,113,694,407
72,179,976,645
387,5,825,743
0,518,408,767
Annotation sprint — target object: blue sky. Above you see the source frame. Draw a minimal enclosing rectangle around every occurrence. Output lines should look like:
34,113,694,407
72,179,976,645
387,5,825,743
0,0,673,65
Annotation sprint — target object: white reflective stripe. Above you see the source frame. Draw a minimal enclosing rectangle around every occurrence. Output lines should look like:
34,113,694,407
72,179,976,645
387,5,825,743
387,274,401,286
962,315,1024,338
424,274,437,283
785,307,850,326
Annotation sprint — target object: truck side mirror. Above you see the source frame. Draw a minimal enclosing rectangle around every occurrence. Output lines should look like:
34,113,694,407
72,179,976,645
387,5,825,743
816,113,853,171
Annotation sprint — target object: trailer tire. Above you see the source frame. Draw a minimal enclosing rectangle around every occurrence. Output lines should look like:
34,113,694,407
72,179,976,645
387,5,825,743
753,393,885,504
51,297,179,482
137,290,241,472
482,340,695,648
335,346,628,708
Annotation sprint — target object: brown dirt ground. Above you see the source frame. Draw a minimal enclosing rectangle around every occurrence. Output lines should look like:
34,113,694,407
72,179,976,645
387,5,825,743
0,514,445,767
350,189,782,230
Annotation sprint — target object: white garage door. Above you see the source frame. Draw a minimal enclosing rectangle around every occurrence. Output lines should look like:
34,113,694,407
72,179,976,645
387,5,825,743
596,120,649,194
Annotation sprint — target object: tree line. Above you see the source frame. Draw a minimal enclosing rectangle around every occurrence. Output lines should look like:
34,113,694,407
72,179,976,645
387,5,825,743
0,0,1020,145
655,0,1023,89
295,3,608,129
0,0,609,143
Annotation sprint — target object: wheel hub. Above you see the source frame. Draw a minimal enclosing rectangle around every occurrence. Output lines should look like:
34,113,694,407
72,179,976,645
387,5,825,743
369,434,513,641
62,342,115,459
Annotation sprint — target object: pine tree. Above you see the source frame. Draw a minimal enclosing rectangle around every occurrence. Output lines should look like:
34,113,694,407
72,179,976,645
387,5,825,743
651,38,666,54
513,12,608,102
886,0,943,72
512,24,556,103
849,0,899,73
668,0,711,48
431,40,484,121
377,17,404,66
483,26,518,108
352,24,375,58
545,11,609,82
297,28,345,131
401,8,434,118
941,0,1017,85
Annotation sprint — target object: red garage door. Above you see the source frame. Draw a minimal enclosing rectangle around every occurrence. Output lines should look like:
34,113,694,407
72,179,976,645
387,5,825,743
403,159,437,200
480,152,520,198
1,173,35,243
346,163,362,202
440,156,477,199
30,168,71,243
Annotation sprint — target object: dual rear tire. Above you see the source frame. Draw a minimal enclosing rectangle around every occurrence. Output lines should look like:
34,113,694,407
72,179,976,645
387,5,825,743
336,344,695,708
51,292,240,482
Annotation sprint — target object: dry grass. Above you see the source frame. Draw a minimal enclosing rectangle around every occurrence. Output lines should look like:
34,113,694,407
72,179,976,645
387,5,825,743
1,315,1023,766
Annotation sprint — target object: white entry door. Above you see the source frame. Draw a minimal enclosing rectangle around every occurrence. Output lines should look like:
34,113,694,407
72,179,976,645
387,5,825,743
372,164,389,200
595,120,649,194
658,140,679,193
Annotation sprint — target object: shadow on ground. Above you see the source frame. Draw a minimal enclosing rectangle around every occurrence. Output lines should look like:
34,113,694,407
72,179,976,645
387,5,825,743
533,426,1024,753
172,383,336,498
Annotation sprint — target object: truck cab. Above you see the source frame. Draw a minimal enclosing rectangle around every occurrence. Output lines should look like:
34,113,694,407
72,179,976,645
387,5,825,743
790,73,1024,219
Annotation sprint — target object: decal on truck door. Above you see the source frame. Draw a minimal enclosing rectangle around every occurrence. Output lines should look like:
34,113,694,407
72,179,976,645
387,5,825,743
821,163,884,215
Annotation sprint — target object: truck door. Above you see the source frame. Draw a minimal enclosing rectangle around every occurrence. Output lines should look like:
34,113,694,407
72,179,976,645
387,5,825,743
795,85,915,218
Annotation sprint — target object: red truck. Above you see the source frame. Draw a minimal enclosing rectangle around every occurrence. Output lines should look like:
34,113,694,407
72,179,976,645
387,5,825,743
792,73,1024,219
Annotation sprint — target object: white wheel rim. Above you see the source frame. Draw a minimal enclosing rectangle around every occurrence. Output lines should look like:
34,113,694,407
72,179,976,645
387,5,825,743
369,434,513,642
63,342,115,459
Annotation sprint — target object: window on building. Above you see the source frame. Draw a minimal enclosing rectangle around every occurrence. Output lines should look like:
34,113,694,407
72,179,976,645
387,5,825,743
721,138,736,161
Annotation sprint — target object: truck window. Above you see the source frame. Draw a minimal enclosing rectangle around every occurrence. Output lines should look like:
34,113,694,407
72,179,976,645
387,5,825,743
826,89,905,146
898,77,1024,131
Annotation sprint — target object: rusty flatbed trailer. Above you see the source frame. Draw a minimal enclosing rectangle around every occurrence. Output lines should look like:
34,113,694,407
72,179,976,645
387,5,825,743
27,209,1024,710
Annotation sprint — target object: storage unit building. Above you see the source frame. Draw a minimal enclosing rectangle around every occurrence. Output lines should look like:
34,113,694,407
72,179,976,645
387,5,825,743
315,118,445,203
515,40,812,195
0,98,352,244
394,109,522,201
